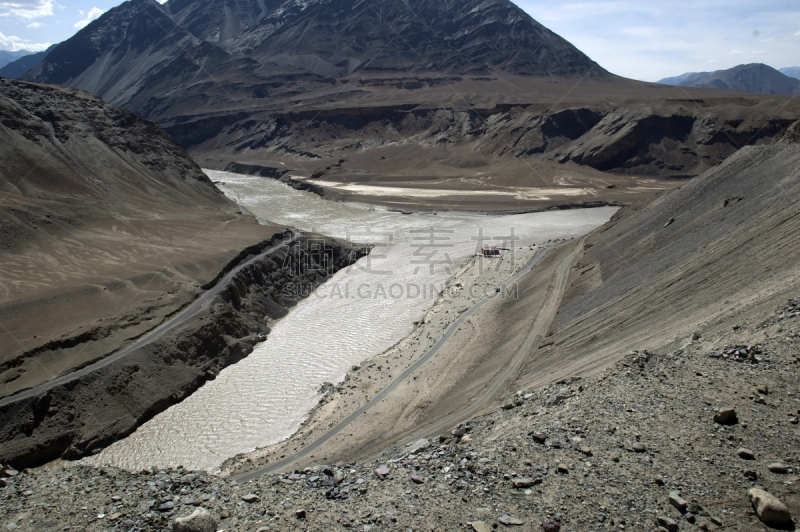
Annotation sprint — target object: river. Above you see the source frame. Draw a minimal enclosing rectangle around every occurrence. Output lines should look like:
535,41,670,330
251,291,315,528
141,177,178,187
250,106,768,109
85,171,616,472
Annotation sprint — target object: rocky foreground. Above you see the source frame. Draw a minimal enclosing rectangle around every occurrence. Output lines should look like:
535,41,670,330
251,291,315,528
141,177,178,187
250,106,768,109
2,300,798,531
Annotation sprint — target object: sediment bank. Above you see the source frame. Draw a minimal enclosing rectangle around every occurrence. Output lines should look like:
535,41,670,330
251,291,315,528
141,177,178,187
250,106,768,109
0,234,367,469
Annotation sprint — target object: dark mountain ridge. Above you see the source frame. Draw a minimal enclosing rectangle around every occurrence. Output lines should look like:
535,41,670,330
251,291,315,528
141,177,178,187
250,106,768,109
21,0,800,189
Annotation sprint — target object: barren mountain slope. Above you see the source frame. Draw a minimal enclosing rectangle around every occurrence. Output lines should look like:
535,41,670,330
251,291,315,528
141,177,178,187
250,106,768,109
0,78,279,397
516,140,800,387
23,0,800,206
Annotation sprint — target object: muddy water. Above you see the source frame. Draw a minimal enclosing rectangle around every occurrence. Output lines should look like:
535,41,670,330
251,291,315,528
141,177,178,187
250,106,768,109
87,172,616,472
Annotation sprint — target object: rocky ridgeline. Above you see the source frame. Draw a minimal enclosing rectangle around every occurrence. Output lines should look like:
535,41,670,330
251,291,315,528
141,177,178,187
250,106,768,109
1,302,798,531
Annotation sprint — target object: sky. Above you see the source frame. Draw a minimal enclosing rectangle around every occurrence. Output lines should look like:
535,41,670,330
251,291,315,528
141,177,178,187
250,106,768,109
0,0,798,81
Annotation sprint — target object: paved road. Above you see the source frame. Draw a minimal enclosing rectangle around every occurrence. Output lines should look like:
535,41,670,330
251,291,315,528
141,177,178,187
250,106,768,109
234,247,552,483
0,231,300,409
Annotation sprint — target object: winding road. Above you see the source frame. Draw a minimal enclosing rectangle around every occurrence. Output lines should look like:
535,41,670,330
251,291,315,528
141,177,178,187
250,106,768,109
234,241,580,483
0,231,299,409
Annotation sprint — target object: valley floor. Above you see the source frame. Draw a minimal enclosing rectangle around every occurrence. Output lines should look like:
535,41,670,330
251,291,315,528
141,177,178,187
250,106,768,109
2,297,798,531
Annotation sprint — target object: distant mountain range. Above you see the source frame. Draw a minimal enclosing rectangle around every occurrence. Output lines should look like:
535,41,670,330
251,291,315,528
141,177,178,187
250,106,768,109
15,0,800,183
23,0,606,112
780,67,800,80
0,45,56,79
0,50,34,70
658,63,800,95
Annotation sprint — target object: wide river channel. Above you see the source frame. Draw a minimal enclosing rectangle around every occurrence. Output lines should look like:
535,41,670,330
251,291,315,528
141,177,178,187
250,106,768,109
86,171,616,472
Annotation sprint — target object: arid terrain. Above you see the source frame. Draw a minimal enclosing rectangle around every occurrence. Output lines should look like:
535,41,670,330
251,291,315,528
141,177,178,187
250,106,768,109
19,0,800,214
1,0,799,529
2,125,797,532
0,78,366,468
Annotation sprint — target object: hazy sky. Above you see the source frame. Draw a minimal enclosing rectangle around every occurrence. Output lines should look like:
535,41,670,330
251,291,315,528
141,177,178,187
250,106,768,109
0,0,798,81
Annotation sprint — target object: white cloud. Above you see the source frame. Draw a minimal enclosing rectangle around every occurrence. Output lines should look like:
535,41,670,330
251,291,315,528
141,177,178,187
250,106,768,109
26,20,39,28
761,37,775,43
795,30,800,36
707,59,719,63
0,30,49,51
73,6,102,28
753,50,766,55
729,49,744,55
0,0,53,20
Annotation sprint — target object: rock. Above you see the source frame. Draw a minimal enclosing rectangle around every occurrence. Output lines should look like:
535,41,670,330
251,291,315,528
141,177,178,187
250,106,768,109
530,432,548,444
545,388,570,406
743,469,758,481
470,522,492,532
295,509,306,519
1,469,18,478
713,408,738,425
334,470,346,484
656,516,679,532
556,464,568,474
632,442,646,453
498,514,525,526
410,474,425,484
375,465,392,480
749,488,792,526
512,477,542,488
654,475,665,486
737,448,755,460
542,522,561,532
768,462,789,474
172,508,217,532
461,435,473,444
610,453,621,463
687,501,707,515
757,384,769,395
407,438,430,455
669,492,688,513
579,446,593,456
219,509,230,519
0,479,6,488
240,493,260,503
159,501,175,511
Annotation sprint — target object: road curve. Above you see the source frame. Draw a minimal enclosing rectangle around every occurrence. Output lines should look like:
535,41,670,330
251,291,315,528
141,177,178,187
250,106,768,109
234,247,553,483
0,231,300,409
395,237,585,447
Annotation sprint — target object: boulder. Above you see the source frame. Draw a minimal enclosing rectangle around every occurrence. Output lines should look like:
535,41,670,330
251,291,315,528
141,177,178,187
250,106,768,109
375,465,392,480
656,516,679,532
470,522,492,532
737,448,755,460
748,488,792,527
498,514,525,526
512,477,542,488
668,491,688,513
172,508,217,532
767,462,788,474
713,408,738,425
407,438,430,455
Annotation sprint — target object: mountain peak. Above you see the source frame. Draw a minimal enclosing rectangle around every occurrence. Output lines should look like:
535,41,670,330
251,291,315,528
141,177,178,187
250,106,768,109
658,63,799,95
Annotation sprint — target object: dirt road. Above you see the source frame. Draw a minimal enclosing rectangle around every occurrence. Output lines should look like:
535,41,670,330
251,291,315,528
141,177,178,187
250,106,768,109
0,232,299,409
235,239,582,481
